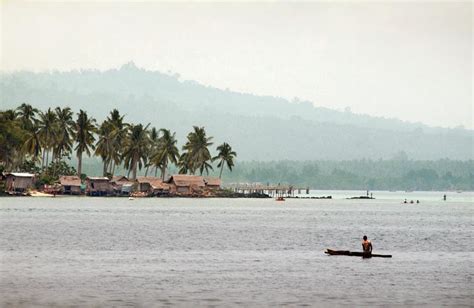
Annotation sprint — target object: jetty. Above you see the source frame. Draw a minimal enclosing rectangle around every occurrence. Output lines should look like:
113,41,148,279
226,183,310,197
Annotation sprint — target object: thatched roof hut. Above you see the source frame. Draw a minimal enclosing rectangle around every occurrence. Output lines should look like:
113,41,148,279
59,175,82,195
110,176,134,195
111,176,129,184
166,175,205,195
136,176,170,196
204,177,221,189
4,173,35,192
85,176,112,196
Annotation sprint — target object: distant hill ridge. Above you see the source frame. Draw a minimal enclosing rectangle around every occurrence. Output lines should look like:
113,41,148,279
1,62,472,160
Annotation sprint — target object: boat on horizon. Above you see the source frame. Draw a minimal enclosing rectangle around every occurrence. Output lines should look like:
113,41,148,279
325,248,392,258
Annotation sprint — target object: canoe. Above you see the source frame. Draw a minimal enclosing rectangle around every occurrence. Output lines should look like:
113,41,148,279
325,249,392,258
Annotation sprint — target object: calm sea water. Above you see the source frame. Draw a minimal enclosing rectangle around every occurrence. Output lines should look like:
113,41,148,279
1,191,472,307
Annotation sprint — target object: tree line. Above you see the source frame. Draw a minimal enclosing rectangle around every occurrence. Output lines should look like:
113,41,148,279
0,104,237,181
223,160,474,191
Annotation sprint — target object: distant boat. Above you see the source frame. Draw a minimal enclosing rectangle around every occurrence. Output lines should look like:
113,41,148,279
128,197,135,200
325,249,392,258
276,196,285,201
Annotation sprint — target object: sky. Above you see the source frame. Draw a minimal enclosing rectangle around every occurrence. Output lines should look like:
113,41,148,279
1,1,472,129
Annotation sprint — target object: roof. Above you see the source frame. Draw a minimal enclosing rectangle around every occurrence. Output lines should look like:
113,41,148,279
4,172,35,178
111,176,129,183
136,176,170,190
59,175,81,186
86,176,110,181
167,175,205,187
204,177,221,187
136,176,159,183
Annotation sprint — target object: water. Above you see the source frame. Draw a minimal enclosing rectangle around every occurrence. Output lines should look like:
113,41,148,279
1,192,472,307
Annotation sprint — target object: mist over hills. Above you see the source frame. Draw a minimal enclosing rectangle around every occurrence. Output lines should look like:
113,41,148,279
1,62,472,161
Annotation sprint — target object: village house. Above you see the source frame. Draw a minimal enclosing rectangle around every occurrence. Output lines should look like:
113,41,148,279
110,176,134,195
136,176,170,196
204,177,222,190
166,175,206,196
4,173,35,193
85,176,112,196
59,175,82,195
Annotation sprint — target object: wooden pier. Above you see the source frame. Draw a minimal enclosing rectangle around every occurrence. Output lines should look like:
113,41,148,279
226,183,310,197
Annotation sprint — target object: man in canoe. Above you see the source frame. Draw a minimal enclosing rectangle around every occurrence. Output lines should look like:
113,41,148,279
362,235,373,258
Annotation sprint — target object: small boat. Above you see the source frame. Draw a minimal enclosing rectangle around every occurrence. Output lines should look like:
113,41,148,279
276,196,285,201
325,249,392,258
128,197,135,200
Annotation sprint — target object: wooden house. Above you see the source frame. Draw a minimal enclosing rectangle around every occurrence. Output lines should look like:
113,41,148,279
59,175,82,195
136,176,170,196
4,173,35,193
85,176,112,196
166,175,205,196
110,176,134,195
204,177,221,190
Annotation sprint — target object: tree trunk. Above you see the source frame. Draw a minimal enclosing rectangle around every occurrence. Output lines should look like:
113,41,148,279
77,152,82,177
41,150,46,169
219,161,224,179
45,149,50,169
145,165,149,177
103,160,107,176
109,160,114,175
131,155,138,180
154,166,158,177
161,161,167,180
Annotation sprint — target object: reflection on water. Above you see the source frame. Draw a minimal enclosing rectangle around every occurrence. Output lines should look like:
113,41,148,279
0,194,472,306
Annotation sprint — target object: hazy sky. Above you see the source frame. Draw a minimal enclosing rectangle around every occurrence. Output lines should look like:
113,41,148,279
1,1,472,129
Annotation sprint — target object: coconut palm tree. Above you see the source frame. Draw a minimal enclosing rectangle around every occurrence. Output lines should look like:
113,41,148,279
22,123,42,164
144,127,159,176
74,110,96,177
38,108,58,169
16,103,39,131
181,126,213,175
212,142,237,179
122,123,150,180
177,152,191,174
106,109,127,175
53,107,75,162
95,121,115,176
0,110,25,170
151,129,179,180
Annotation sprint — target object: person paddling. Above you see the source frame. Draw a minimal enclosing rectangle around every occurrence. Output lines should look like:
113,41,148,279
362,235,373,258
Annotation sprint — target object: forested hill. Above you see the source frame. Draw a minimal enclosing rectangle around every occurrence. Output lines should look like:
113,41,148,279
1,63,472,161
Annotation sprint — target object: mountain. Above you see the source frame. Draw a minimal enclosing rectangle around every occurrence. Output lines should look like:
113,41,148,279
1,62,472,160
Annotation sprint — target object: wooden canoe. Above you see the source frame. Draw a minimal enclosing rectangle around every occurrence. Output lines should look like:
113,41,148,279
325,249,392,258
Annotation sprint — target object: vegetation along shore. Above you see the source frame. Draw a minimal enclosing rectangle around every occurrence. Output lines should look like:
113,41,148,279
1,104,237,197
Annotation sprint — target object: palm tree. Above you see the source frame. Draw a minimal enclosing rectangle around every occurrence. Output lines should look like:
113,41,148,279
74,110,96,177
181,126,214,175
122,123,150,180
0,110,25,170
177,152,190,174
22,123,42,164
16,103,38,131
95,121,115,176
53,107,75,162
106,109,127,175
151,129,179,180
38,108,58,169
212,142,237,179
145,127,159,176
